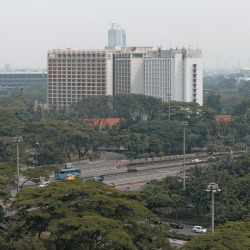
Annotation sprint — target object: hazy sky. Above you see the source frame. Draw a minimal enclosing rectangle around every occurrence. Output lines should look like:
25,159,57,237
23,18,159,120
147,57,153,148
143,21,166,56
1,0,249,70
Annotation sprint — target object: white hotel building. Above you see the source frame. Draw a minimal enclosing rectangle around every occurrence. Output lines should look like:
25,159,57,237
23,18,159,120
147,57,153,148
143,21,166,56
47,47,203,108
113,46,153,95
144,48,203,105
47,49,113,108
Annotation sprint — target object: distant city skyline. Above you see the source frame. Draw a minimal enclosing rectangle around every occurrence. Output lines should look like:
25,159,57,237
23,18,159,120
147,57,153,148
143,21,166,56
0,0,249,70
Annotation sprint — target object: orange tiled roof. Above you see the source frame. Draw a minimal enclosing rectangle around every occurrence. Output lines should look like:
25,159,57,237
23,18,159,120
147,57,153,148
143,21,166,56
83,118,125,128
216,115,232,121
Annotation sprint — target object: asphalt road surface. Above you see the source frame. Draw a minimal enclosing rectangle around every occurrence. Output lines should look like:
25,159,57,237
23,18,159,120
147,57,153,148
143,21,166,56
76,152,129,170
16,152,210,193
169,225,201,236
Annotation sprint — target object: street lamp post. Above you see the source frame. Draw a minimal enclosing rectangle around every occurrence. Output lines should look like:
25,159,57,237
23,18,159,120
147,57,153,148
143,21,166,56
180,121,188,190
13,136,22,192
206,183,221,235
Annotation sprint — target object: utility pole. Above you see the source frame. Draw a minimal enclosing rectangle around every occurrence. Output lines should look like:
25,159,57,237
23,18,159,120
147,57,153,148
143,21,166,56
167,93,171,121
13,136,22,192
180,121,188,190
206,183,221,235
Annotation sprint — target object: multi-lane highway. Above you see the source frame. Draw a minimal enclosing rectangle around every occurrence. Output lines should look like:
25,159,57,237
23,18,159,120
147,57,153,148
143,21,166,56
18,151,242,191
74,152,208,189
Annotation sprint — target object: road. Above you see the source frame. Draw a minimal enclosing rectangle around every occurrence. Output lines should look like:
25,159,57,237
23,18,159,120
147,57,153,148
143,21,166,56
168,225,201,236
17,152,205,192
74,151,129,170
18,151,232,193
74,152,200,188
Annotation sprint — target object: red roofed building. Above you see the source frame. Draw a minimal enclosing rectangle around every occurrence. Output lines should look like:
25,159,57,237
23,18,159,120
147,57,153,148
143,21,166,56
83,118,125,129
216,115,232,121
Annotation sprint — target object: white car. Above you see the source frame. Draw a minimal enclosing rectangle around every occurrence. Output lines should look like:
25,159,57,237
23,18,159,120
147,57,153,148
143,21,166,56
64,163,73,169
39,182,50,187
92,175,104,181
193,226,207,233
191,159,201,163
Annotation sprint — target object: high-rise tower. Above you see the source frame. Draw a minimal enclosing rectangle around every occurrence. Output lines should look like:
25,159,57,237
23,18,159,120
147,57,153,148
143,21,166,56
108,23,126,47
144,48,203,105
47,49,113,108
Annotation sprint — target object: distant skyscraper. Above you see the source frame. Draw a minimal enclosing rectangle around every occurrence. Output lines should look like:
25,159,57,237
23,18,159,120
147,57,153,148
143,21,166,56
5,64,11,72
108,23,126,47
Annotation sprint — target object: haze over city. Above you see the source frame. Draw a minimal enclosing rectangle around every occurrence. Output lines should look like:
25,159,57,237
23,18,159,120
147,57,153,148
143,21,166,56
0,0,249,70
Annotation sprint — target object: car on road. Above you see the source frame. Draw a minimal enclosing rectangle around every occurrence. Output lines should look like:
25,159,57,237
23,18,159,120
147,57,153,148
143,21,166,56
193,226,207,233
147,179,157,184
127,167,137,173
64,163,73,169
39,182,50,187
92,174,104,181
191,159,201,163
170,222,183,229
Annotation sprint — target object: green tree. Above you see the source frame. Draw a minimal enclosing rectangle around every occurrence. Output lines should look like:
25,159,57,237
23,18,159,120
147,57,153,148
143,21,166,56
205,94,222,114
20,165,59,188
182,217,250,250
9,179,171,249
0,96,15,108
118,131,149,158
141,176,183,215
231,97,250,116
148,134,163,155
113,94,161,120
238,80,250,95
70,95,114,119
215,78,237,94
0,162,17,199
220,94,243,114
128,120,183,154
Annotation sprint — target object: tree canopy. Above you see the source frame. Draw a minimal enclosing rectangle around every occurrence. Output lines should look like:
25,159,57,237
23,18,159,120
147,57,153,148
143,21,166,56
5,179,172,249
141,154,250,224
182,217,250,250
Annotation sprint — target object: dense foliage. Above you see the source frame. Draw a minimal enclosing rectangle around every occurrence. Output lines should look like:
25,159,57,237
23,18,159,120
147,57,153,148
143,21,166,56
0,94,249,164
141,154,250,224
0,90,249,249
182,216,250,250
204,74,250,114
0,82,47,104
1,179,173,250
0,162,58,199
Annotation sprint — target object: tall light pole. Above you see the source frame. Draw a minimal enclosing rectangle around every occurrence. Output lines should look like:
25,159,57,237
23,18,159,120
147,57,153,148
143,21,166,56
167,93,171,121
13,136,22,192
206,183,221,235
180,121,188,190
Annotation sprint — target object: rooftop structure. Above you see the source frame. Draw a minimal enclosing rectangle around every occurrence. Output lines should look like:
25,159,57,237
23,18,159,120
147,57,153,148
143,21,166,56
216,115,232,121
